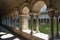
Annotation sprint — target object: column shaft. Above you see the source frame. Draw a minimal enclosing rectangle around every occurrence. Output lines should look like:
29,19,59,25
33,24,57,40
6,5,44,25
19,16,22,31
30,14,33,35
36,15,39,33
56,17,59,37
50,15,54,40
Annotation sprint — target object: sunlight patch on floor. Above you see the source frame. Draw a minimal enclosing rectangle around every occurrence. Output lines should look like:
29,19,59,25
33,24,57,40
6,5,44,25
23,29,36,34
1,33,14,39
13,38,20,40
23,29,49,40
33,33,49,40
0,32,6,35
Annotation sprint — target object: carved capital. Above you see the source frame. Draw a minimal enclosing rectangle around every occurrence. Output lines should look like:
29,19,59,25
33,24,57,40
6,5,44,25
54,10,59,18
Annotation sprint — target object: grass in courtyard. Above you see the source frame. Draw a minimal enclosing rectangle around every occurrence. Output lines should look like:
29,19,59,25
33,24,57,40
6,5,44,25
16,21,60,36
28,23,50,34
28,22,60,36
39,23,50,34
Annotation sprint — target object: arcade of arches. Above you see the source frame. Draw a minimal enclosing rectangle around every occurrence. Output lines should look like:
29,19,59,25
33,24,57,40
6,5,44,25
0,0,60,40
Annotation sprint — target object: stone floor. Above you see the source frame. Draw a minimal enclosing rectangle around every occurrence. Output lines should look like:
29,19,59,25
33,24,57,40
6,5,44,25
54,38,60,40
23,29,60,40
0,25,28,40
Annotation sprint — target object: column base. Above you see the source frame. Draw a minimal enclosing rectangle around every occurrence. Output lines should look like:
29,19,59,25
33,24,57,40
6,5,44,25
30,30,33,35
49,38,54,40
36,31,40,33
19,27,22,31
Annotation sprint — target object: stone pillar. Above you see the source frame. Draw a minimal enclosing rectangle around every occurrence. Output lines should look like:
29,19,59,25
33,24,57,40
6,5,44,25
8,15,10,26
6,16,7,25
36,15,40,33
55,10,59,38
43,18,44,23
6,16,8,26
10,17,12,26
14,16,16,27
9,15,11,26
49,14,54,40
46,18,47,23
40,19,41,24
48,8,54,40
19,15,22,31
5,17,7,25
22,15,28,30
7,15,8,26
8,14,10,26
6,15,8,25
58,18,59,23
30,14,34,35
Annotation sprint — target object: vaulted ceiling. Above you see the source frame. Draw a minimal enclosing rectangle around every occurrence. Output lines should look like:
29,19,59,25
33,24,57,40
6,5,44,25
0,0,60,17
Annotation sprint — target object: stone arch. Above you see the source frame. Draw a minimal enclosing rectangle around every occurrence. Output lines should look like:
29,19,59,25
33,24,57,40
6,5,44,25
30,0,49,9
10,10,14,17
14,8,19,16
20,3,30,14
19,3,30,30
31,0,47,13
32,1,46,13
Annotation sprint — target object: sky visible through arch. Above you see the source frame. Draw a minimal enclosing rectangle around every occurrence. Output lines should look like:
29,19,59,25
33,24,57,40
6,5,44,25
40,5,47,13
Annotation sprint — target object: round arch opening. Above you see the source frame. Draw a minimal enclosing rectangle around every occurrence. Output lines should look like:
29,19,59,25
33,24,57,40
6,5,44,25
32,1,47,13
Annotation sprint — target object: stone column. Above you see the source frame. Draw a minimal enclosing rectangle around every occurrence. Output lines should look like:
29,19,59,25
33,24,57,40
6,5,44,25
36,15,40,33
40,19,41,24
47,8,54,40
49,14,54,40
46,18,47,23
30,14,34,35
10,15,12,26
10,17,12,27
22,15,28,30
55,10,59,38
7,17,8,26
6,16,7,25
58,18,59,23
14,16,16,27
7,15,8,26
7,17,9,26
8,15,10,26
43,18,44,23
6,16,8,26
5,17,7,25
8,14,9,26
19,15,22,31
8,14,10,26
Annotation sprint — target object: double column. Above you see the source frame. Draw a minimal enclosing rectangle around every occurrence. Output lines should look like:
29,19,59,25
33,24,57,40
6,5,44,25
30,13,40,35
47,8,55,40
30,14,34,35
34,14,40,33
55,10,59,38
19,14,22,31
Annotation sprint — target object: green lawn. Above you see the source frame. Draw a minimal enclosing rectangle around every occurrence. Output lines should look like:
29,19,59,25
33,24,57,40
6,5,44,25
28,22,60,36
16,22,60,36
28,23,50,34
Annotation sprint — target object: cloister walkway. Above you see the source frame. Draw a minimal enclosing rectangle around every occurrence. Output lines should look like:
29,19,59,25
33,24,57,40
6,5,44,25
0,24,60,40
0,25,27,40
